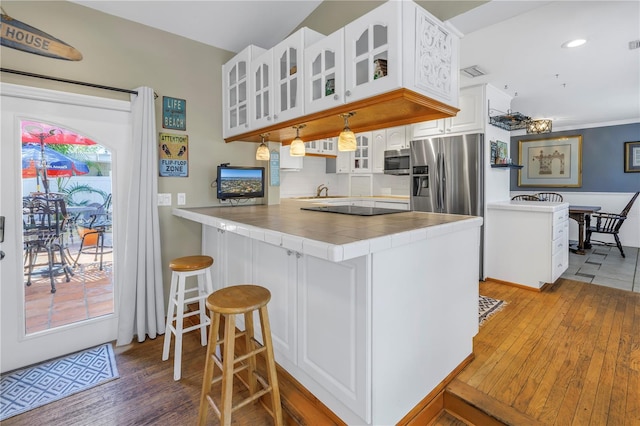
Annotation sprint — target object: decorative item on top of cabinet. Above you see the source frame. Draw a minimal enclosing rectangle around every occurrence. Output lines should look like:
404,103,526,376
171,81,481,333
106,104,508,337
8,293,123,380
222,45,266,139
411,85,483,139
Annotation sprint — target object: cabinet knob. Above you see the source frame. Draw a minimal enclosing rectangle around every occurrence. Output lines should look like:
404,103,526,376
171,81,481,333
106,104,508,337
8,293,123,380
333,94,339,100
345,90,351,97
274,114,278,120
267,116,272,121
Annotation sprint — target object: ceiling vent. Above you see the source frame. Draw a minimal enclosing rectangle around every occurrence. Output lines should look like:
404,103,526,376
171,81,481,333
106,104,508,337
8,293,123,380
460,65,486,78
629,40,640,50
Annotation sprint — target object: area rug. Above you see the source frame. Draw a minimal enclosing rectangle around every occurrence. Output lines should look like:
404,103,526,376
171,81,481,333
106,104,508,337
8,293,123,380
0,343,118,421
479,295,506,326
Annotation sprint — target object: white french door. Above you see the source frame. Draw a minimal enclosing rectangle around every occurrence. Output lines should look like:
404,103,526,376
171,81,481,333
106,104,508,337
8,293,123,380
0,83,131,372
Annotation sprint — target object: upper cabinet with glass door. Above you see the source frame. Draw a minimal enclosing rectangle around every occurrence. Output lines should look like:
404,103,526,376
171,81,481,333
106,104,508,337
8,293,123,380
251,49,274,130
305,29,345,115
344,1,401,103
272,28,324,124
223,45,266,139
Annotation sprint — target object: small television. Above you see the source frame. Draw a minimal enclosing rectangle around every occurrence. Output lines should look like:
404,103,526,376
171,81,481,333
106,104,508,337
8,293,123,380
216,165,265,200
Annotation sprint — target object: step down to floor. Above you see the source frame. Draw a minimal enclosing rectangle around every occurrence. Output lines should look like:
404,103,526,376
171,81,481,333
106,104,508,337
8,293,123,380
443,379,544,426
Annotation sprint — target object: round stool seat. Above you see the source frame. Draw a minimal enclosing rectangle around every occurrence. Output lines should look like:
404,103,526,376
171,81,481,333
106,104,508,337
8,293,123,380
170,255,214,272
207,285,270,315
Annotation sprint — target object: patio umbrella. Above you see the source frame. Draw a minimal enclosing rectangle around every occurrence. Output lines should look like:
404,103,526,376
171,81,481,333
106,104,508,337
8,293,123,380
21,120,97,193
22,144,90,191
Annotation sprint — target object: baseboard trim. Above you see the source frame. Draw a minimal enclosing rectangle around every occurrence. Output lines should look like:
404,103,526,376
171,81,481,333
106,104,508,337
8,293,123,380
397,352,475,425
484,277,550,292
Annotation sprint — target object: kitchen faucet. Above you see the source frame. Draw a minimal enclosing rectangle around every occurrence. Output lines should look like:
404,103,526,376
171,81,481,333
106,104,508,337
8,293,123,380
316,184,329,198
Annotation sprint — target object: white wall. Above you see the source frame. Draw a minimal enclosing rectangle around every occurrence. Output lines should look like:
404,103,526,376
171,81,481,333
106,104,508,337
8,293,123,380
280,156,411,198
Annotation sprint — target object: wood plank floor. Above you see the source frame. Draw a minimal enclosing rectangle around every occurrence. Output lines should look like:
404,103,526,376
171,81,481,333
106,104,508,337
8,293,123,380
452,278,640,425
4,278,639,425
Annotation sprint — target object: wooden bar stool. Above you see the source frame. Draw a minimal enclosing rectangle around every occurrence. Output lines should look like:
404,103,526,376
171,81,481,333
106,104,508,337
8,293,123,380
198,285,283,426
162,255,214,381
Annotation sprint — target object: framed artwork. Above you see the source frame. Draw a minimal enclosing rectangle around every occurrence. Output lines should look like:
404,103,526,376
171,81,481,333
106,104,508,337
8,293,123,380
518,135,582,187
624,141,640,172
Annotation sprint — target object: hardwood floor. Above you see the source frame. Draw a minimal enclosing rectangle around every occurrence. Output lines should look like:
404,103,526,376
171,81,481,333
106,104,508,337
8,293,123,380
450,278,640,425
5,278,639,425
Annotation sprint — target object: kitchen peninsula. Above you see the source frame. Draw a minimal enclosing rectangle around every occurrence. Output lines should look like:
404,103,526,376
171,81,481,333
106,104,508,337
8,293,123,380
173,200,482,425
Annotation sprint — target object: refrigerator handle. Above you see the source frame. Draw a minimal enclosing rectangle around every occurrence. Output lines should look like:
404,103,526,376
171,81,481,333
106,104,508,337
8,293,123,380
435,153,441,211
440,152,446,211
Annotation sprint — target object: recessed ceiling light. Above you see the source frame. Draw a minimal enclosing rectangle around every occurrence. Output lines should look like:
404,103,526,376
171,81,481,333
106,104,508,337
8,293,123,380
561,39,587,48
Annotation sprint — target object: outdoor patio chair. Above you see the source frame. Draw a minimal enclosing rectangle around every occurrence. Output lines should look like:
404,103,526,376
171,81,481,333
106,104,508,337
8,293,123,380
23,195,73,293
73,194,112,270
585,192,639,258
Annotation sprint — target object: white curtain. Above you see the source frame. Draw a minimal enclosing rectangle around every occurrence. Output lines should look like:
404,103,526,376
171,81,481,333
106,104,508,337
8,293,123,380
117,86,165,345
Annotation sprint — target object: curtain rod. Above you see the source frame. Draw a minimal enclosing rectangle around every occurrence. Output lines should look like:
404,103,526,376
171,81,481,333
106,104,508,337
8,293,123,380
0,68,158,98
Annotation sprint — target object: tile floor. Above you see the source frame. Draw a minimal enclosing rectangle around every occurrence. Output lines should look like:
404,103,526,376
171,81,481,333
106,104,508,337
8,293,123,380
24,249,113,334
560,243,640,292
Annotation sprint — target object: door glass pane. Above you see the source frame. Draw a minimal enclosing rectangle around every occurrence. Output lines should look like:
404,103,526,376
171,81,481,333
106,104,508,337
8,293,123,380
239,104,247,126
229,66,237,85
229,87,237,107
21,120,114,333
356,30,369,56
356,59,369,86
312,78,321,101
238,61,246,80
280,51,287,80
230,109,237,128
238,81,246,103
290,78,297,108
312,55,322,75
255,68,262,90
373,24,388,49
289,48,297,74
255,94,262,119
264,92,269,116
280,83,288,111
263,65,269,87
325,50,335,70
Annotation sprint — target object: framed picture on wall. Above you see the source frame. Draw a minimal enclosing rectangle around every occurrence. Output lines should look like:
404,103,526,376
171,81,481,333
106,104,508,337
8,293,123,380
518,135,583,187
624,141,640,172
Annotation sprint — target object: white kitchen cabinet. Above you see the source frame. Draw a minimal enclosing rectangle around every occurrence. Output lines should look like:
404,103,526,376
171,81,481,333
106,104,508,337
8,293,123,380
372,130,386,173
411,85,484,139
272,28,324,124
344,1,401,103
305,29,345,115
280,145,303,169
306,137,337,156
222,45,266,138
352,132,372,173
336,150,351,174
486,202,569,289
250,49,274,129
384,125,409,150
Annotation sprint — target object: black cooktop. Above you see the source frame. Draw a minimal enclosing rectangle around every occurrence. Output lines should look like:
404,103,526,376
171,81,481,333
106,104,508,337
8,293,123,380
300,205,407,216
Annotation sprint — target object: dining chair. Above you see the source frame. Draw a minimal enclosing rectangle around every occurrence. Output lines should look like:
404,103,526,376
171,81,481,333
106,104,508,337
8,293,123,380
535,192,563,202
23,195,73,293
585,192,639,258
511,194,540,201
73,194,112,270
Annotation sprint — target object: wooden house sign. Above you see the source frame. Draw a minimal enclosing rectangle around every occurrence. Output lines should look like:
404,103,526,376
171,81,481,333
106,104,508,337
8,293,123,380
1,12,82,61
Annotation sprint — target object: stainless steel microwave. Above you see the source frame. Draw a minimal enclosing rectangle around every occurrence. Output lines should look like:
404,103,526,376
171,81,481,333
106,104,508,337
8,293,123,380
383,149,410,175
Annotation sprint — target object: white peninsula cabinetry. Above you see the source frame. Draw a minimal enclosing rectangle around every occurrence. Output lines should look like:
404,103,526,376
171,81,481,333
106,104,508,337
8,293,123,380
486,201,569,289
174,203,481,425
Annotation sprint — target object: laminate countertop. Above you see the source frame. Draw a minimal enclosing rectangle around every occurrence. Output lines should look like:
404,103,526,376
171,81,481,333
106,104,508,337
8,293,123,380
173,200,482,262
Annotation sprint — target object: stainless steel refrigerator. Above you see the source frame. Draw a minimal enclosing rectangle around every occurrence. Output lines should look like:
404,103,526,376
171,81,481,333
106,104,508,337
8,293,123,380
410,133,484,276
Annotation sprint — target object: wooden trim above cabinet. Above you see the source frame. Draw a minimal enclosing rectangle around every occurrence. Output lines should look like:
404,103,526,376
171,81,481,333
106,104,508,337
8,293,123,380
224,88,459,145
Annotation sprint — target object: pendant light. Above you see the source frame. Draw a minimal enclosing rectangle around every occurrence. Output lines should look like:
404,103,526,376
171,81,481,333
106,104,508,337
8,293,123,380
256,133,270,161
290,124,306,157
338,112,357,152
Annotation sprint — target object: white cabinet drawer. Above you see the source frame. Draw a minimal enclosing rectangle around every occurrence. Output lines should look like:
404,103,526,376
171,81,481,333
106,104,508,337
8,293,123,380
552,218,568,241
551,233,568,255
553,210,569,226
552,249,568,282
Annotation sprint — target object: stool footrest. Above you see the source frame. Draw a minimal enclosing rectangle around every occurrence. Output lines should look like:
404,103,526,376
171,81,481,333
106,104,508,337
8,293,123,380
167,319,210,335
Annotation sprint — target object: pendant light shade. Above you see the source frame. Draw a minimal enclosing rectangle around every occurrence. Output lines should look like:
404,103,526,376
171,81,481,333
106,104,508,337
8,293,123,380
290,124,306,157
255,133,270,161
338,112,357,152
526,119,553,134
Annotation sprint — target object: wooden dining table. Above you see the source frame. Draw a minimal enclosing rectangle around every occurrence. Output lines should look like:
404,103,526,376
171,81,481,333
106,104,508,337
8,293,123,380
568,205,602,255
